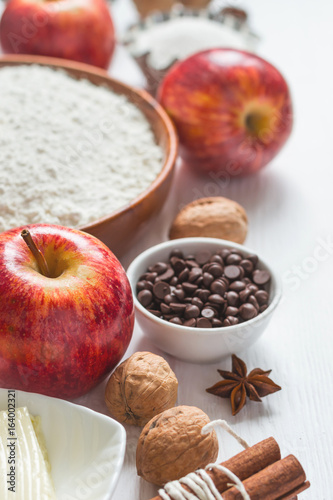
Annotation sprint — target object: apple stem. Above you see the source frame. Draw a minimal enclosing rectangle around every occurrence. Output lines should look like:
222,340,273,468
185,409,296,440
21,229,51,278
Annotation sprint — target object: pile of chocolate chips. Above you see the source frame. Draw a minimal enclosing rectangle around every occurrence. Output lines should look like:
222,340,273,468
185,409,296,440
136,248,271,328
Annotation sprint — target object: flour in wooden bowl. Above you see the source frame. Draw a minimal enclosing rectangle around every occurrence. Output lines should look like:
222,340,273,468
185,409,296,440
0,64,163,232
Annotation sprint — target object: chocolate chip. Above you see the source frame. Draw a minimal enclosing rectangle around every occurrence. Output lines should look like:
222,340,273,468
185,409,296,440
252,269,271,286
199,289,211,302
226,291,239,306
255,290,269,305
239,303,257,320
145,281,154,292
182,282,198,295
138,289,153,307
160,303,171,315
210,254,223,265
202,263,212,273
145,272,158,282
178,268,189,282
195,276,204,287
220,249,231,259
240,259,254,274
238,266,245,279
247,254,259,266
170,303,186,313
212,318,223,327
153,281,171,299
209,280,227,295
208,294,225,306
164,294,173,305
170,249,184,259
170,257,186,274
229,280,246,292
247,284,259,294
226,253,242,265
197,318,212,328
186,259,200,269
189,267,203,283
151,262,168,275
239,288,251,303
201,307,216,319
225,306,239,316
192,297,204,310
170,276,178,286
203,272,214,287
259,304,268,313
155,267,175,282
173,288,185,301
170,317,183,325
223,316,239,326
224,265,241,280
136,280,147,291
184,304,200,319
208,263,223,278
147,309,162,317
196,250,211,265
248,295,260,310
205,302,221,312
184,318,197,327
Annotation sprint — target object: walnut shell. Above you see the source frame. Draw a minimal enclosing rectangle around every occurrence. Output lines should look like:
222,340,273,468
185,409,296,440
105,352,178,427
136,405,218,485
169,197,248,244
133,0,210,18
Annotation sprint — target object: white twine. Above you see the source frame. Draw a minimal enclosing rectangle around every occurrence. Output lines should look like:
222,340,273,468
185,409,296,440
158,420,251,500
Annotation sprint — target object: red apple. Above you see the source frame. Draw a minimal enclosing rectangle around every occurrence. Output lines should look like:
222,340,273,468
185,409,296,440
158,48,293,176
0,0,115,68
0,224,134,398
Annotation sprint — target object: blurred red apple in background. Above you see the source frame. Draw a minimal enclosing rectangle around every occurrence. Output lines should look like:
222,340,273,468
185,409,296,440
158,48,293,176
0,0,115,68
0,224,134,398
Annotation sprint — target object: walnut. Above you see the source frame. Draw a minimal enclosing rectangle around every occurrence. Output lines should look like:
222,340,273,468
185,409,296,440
105,352,178,427
133,0,210,18
136,405,218,486
169,197,248,244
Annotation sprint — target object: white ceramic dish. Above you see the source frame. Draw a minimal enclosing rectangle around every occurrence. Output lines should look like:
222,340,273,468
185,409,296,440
127,238,281,363
0,389,126,500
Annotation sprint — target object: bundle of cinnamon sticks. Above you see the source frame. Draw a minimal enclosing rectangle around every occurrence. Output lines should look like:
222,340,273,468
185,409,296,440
149,438,310,500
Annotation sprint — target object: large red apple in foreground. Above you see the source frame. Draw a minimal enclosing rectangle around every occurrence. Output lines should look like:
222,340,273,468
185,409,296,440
158,48,293,176
0,224,134,398
0,0,115,68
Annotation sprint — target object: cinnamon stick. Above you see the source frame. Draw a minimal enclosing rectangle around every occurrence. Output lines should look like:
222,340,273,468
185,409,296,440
150,437,280,500
222,455,308,500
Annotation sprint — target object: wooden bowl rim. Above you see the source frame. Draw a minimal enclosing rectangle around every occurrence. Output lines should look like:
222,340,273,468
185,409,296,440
0,54,178,233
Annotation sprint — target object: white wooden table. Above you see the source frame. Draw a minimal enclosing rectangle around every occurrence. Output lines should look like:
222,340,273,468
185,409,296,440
74,0,333,498
8,0,328,497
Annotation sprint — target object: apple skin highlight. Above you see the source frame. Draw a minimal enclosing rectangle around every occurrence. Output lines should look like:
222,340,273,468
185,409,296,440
158,48,293,176
0,224,134,398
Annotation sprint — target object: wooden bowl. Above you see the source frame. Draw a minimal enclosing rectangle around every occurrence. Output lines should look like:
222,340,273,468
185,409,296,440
0,55,178,257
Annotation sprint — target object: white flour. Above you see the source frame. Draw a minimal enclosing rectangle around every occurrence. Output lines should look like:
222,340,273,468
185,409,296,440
0,65,163,232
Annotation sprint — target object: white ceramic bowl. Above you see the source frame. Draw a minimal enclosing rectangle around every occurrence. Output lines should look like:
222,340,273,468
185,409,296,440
0,389,126,500
127,238,281,363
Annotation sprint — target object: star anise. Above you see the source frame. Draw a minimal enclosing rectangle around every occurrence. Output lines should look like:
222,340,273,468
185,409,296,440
206,354,281,416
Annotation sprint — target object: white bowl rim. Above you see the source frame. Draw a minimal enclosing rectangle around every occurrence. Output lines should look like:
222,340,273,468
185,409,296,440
127,237,282,335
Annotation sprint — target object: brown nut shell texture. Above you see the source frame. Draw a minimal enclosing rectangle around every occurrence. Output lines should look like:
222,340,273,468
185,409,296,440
169,196,248,244
105,352,178,427
136,405,219,486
